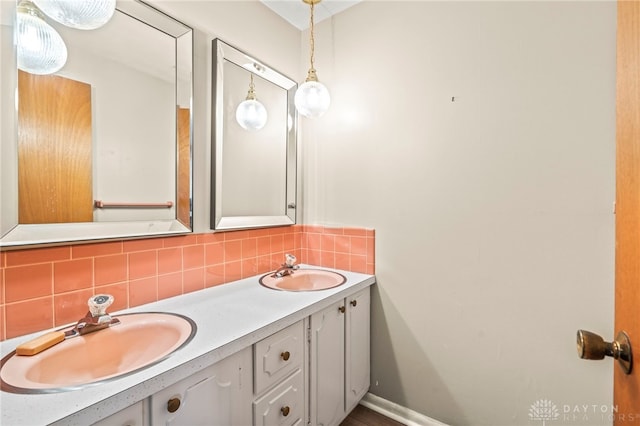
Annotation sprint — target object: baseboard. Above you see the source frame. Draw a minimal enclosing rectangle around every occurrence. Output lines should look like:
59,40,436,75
360,393,449,426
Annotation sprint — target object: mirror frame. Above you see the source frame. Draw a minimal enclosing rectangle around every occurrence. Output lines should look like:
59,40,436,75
211,39,298,231
0,0,194,249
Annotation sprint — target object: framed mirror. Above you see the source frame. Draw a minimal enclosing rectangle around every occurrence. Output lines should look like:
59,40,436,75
0,0,193,248
211,39,297,231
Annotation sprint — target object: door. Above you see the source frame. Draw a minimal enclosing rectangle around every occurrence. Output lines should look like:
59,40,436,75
18,71,93,223
614,0,640,422
345,288,371,411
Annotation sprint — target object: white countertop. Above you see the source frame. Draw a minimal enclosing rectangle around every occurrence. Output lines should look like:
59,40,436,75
0,266,375,426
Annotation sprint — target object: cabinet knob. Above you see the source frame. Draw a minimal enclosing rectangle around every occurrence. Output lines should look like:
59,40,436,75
167,397,181,413
338,306,346,314
350,300,357,307
281,351,291,361
281,406,290,417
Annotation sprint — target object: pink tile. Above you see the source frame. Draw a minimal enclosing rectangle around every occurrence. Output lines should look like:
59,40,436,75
335,235,351,254
307,233,322,251
322,226,344,235
95,282,128,312
321,234,335,252
54,258,93,293
123,238,164,253
163,235,198,247
94,254,127,286
198,233,225,244
158,272,182,300
129,250,157,280
5,263,52,302
270,235,284,253
224,240,242,262
256,255,272,274
183,245,204,270
0,305,5,341
350,255,367,273
257,237,271,256
183,268,204,294
54,289,94,326
205,242,224,265
307,250,321,267
242,238,257,259
351,237,367,256
72,241,122,259
224,261,242,283
321,251,336,269
205,264,225,288
5,246,70,266
224,230,249,241
344,228,368,236
158,248,183,274
130,277,158,307
241,259,258,279
335,253,350,271
5,297,53,339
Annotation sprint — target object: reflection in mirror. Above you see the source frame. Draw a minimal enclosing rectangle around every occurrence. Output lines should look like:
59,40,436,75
0,0,193,248
211,39,297,231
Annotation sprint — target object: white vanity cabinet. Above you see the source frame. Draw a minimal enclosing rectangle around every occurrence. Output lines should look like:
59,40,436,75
91,401,146,426
150,346,253,426
253,321,305,426
309,287,370,426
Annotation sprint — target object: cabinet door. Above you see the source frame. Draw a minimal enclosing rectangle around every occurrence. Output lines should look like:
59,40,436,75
310,300,345,426
92,401,145,426
151,347,252,426
345,287,371,411
254,320,304,395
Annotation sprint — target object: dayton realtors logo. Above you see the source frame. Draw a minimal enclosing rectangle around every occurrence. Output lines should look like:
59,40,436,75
529,399,560,426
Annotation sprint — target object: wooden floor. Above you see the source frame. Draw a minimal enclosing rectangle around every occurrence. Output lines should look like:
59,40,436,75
340,405,405,426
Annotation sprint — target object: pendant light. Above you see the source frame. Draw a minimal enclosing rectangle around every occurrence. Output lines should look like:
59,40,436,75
294,0,330,119
33,0,116,30
16,0,67,75
236,73,268,132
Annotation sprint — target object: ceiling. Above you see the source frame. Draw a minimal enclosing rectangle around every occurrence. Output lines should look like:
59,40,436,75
260,0,362,30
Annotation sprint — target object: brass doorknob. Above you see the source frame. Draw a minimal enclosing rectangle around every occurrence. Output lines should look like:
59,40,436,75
350,300,357,307
576,330,633,374
281,351,290,361
281,406,290,416
338,306,346,313
167,397,181,413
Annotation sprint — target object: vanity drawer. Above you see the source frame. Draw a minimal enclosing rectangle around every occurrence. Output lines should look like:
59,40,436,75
253,369,304,426
254,320,304,395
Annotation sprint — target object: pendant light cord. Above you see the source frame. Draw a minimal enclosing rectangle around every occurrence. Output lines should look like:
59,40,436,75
305,1,319,82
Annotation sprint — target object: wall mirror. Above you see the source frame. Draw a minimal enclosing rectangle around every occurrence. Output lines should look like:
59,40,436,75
211,39,297,231
0,0,193,248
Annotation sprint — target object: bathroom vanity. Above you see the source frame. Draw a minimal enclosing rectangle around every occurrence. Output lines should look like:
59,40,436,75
0,267,374,426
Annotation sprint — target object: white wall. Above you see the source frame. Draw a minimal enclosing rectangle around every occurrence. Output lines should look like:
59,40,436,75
301,2,616,425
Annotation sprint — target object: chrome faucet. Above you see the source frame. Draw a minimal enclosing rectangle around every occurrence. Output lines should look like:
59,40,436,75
71,294,120,336
272,254,300,278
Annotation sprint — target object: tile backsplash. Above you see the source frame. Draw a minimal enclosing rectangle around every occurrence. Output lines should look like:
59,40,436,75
0,225,375,341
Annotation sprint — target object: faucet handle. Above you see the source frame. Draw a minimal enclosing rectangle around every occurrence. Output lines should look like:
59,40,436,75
285,254,297,267
88,294,114,317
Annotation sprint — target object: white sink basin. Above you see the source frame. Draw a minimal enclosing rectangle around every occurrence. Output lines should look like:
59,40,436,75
0,312,196,393
259,269,347,291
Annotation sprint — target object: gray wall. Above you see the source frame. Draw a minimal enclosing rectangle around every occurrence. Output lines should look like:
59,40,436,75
300,2,616,425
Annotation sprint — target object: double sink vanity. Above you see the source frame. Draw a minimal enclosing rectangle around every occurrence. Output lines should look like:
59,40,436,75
0,266,375,425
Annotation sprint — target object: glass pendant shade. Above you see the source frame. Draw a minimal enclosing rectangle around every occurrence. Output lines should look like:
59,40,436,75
294,80,330,118
236,99,268,132
33,0,116,30
17,2,67,75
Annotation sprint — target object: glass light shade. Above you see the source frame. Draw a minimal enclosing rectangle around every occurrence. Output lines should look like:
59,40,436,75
33,0,116,30
236,99,268,132
17,6,67,75
294,80,330,118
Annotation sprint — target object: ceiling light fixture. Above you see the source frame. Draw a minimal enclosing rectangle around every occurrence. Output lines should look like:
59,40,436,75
236,73,268,132
294,0,330,119
16,0,67,75
33,0,116,30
